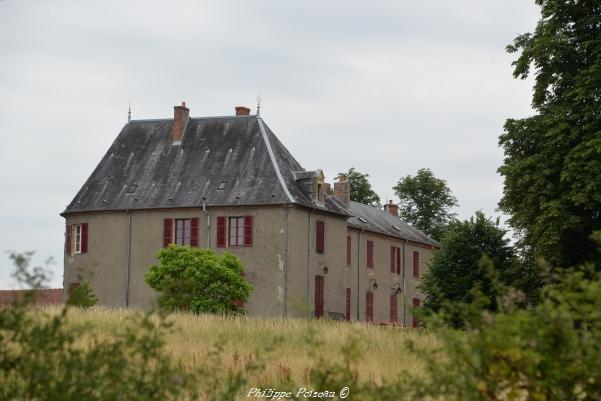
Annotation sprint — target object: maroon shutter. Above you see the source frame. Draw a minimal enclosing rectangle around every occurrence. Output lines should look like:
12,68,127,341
396,247,401,275
244,216,253,247
390,246,395,273
367,241,374,269
345,288,351,321
315,275,324,318
316,221,325,253
366,291,373,322
413,298,421,328
346,236,351,266
217,216,226,248
413,251,420,278
66,224,72,256
190,218,199,247
390,294,398,324
163,219,173,248
81,223,88,254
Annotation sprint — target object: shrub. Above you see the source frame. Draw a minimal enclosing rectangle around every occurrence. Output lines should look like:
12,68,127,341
66,281,98,308
145,245,252,314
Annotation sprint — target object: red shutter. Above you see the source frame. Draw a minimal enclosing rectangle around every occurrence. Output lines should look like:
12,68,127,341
81,223,88,254
366,291,373,322
190,218,199,247
390,294,398,323
217,216,226,248
316,220,325,253
413,251,420,278
346,236,351,266
396,247,401,275
244,216,253,247
163,219,173,248
413,298,421,328
66,224,72,256
315,275,324,318
367,241,374,269
345,288,351,321
390,246,395,273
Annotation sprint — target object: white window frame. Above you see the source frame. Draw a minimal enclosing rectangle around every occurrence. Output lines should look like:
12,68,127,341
175,219,191,246
73,224,82,254
228,216,245,246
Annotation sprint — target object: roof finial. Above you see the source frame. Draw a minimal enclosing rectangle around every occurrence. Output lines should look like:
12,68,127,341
256,94,262,117
127,101,132,123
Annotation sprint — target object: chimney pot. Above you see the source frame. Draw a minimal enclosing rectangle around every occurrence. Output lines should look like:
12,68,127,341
334,176,350,207
170,101,190,142
235,106,251,116
384,200,399,217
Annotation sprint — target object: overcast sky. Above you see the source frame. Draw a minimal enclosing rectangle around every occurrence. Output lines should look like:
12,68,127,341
0,0,540,288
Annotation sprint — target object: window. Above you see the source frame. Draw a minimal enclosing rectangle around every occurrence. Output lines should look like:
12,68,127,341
216,216,253,248
66,223,88,255
175,219,191,245
316,220,325,253
346,236,352,266
367,240,374,269
390,294,398,324
228,217,245,246
366,291,374,322
412,298,421,328
345,288,351,321
413,251,420,278
390,246,401,274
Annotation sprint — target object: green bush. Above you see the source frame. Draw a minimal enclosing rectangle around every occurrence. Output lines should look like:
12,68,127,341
66,281,98,308
145,245,252,315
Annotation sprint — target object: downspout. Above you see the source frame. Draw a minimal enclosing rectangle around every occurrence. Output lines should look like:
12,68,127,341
125,209,132,307
283,205,289,318
357,230,361,321
202,198,211,248
402,241,406,325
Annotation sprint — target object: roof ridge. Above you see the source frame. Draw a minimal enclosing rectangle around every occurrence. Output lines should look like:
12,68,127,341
257,117,295,203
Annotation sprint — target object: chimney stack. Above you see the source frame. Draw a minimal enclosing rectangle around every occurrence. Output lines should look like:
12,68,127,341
384,200,399,217
171,101,189,142
235,106,251,116
334,175,350,207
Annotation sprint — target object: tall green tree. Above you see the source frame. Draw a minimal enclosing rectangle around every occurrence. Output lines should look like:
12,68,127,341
393,168,458,241
420,212,519,323
498,0,601,268
338,168,381,207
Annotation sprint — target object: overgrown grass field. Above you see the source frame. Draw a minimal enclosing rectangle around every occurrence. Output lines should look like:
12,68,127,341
61,307,435,389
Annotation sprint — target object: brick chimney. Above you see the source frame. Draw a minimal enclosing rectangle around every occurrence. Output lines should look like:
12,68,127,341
235,106,251,116
384,200,399,217
334,175,350,207
170,101,189,142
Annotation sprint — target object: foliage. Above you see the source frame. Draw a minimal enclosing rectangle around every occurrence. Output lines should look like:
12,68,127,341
0,252,197,401
66,281,98,308
145,245,252,315
393,168,458,241
498,0,601,268
420,212,519,324
338,167,381,207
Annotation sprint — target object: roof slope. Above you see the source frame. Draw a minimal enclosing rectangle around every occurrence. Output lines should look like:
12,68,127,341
346,201,439,247
63,116,346,215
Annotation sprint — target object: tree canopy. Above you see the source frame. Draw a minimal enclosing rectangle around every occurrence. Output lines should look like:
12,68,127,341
498,0,601,268
338,168,381,207
420,212,519,322
145,245,252,314
393,168,458,241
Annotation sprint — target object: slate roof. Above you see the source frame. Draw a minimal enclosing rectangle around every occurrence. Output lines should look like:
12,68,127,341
62,116,347,216
345,201,439,247
62,113,437,247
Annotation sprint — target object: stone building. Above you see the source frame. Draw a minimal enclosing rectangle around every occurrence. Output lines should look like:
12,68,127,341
61,103,438,325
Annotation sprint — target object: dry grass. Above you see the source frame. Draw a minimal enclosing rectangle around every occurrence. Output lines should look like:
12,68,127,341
56,307,437,388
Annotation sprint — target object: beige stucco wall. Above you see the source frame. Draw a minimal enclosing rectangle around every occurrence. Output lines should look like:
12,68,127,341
64,205,434,323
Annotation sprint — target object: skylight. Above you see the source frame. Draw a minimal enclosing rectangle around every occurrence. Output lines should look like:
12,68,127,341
392,225,401,231
359,217,367,223
217,182,226,190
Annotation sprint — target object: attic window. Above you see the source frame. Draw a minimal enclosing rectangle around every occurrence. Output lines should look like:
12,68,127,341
126,184,137,194
392,225,401,231
217,182,226,190
359,217,368,223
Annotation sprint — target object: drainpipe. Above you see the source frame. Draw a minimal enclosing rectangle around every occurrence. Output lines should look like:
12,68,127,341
357,230,361,321
125,209,132,307
202,198,211,248
283,205,289,318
